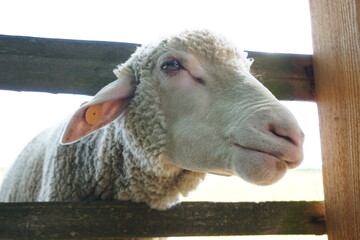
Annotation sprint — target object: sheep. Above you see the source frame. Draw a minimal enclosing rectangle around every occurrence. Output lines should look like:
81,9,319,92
0,30,304,213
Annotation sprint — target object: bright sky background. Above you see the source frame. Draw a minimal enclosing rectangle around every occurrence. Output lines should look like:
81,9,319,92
0,0,321,169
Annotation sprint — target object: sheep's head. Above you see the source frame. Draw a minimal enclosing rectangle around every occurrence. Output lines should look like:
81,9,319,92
61,30,304,186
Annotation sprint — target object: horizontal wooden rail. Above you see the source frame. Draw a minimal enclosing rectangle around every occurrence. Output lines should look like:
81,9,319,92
0,35,314,100
0,201,325,239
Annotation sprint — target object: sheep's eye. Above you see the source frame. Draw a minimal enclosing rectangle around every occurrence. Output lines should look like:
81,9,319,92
161,59,183,73
195,77,205,85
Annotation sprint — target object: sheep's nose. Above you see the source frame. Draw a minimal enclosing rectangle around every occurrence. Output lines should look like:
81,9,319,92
266,122,304,169
269,124,305,147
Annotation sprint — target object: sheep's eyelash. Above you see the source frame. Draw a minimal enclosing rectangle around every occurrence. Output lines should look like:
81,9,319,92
160,58,185,74
160,57,206,85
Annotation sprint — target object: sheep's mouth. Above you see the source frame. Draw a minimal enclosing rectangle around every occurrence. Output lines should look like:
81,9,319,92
232,143,296,169
233,143,277,157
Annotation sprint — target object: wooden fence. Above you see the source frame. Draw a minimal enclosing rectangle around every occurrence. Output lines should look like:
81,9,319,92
0,34,325,239
310,0,360,239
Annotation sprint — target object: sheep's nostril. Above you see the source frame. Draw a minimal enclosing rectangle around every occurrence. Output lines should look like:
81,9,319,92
269,126,304,147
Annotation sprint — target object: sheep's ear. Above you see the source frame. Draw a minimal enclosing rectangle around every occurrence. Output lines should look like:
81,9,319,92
60,74,136,144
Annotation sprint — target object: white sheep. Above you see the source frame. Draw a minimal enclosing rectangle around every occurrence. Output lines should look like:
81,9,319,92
0,30,304,213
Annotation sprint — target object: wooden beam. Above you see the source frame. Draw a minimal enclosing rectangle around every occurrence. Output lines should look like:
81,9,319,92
0,35,138,96
249,51,314,101
0,35,314,100
310,0,360,239
0,201,325,239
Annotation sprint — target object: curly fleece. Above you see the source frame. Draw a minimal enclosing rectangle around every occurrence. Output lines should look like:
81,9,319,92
0,30,252,210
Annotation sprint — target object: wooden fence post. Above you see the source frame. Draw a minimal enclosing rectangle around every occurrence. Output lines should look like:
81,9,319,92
310,0,360,239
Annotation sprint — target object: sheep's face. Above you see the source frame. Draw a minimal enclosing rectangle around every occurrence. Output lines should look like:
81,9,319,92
62,30,304,186
155,47,304,185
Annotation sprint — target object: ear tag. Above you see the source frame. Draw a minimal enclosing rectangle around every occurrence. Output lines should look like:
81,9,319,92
85,104,103,125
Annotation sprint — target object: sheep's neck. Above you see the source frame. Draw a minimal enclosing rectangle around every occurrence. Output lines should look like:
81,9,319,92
115,150,205,210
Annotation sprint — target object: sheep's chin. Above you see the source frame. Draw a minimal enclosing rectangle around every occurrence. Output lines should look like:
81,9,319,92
231,146,288,186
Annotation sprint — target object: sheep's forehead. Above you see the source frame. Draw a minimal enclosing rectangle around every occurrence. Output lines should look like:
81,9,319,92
164,30,251,68
118,30,252,80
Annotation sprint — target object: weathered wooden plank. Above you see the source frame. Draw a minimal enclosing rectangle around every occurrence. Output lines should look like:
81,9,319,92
249,51,314,101
310,0,360,239
0,201,325,239
0,35,138,96
0,35,314,100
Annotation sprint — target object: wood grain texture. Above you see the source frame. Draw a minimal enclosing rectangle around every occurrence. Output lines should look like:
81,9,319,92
0,35,314,100
310,0,360,239
0,201,325,239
